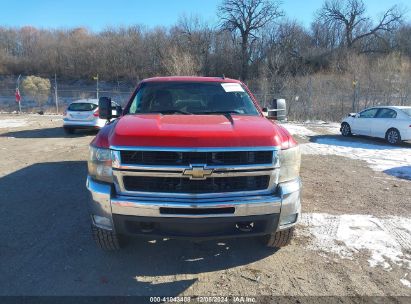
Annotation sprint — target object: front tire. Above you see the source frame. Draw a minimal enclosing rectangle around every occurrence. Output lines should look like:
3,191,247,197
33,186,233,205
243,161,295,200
341,122,352,137
91,225,123,251
385,128,401,145
263,227,295,248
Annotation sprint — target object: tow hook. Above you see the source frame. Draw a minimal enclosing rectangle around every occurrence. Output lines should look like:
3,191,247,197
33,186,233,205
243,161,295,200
140,222,155,233
236,222,255,232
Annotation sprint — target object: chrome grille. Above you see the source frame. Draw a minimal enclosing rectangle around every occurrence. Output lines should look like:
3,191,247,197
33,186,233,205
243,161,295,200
120,150,273,166
112,147,279,198
123,175,270,194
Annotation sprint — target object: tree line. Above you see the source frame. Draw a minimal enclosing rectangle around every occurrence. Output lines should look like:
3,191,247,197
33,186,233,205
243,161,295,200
0,0,410,119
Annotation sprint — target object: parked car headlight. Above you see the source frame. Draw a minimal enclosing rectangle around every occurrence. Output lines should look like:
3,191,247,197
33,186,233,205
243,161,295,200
278,145,301,183
88,146,113,183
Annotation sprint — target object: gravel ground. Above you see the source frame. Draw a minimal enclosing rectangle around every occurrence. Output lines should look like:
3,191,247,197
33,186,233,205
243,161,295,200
0,114,410,299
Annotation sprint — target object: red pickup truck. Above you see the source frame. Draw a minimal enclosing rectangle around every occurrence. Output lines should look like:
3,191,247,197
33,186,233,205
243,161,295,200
86,76,301,250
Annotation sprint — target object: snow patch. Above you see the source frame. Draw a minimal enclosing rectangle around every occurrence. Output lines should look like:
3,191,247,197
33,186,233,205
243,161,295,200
281,121,342,137
282,122,411,179
401,279,411,288
281,123,318,137
0,119,28,128
306,122,341,135
301,213,411,270
401,274,411,288
300,138,411,179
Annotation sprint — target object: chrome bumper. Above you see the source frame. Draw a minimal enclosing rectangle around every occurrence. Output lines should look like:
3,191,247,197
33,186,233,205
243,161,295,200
63,118,105,128
86,176,301,232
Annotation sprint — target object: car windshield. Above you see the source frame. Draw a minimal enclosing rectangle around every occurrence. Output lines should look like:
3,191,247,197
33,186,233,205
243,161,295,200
400,108,411,117
68,103,97,112
127,82,259,115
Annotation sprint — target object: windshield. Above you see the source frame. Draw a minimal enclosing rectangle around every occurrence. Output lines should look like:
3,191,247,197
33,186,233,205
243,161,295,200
68,103,97,112
127,82,259,115
400,108,411,117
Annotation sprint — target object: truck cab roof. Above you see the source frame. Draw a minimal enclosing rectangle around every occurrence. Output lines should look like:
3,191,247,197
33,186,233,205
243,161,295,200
141,76,242,84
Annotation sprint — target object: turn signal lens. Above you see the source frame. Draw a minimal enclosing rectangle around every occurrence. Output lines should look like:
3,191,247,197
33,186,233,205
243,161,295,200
88,146,112,183
278,145,301,183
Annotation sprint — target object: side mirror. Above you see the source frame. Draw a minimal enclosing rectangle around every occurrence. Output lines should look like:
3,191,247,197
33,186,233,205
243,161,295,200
99,98,123,120
114,105,123,117
355,113,360,118
265,99,287,121
99,97,112,120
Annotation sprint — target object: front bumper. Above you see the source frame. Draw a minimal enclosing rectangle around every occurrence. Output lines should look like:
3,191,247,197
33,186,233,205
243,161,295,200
86,176,301,238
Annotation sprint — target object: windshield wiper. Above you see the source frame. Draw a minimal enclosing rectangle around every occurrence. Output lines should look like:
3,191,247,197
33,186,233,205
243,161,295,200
156,109,192,115
197,110,242,115
196,110,241,125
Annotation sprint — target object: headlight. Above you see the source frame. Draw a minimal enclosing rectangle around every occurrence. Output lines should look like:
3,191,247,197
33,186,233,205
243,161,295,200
278,145,301,183
88,146,113,183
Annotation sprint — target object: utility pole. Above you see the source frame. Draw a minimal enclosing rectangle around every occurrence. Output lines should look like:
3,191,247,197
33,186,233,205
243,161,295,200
16,74,22,113
54,73,59,114
352,78,358,113
96,74,99,99
307,77,313,119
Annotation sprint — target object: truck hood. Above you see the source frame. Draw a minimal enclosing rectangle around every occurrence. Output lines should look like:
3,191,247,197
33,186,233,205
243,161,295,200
93,114,292,148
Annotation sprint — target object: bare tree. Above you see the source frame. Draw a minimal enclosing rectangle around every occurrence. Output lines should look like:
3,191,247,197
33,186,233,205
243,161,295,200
162,46,198,75
1,0,411,120
394,24,411,57
317,0,404,49
311,20,344,50
218,0,283,80
173,15,213,75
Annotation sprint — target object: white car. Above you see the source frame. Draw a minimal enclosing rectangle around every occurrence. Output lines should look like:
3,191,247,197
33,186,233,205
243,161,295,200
341,106,411,144
63,99,119,134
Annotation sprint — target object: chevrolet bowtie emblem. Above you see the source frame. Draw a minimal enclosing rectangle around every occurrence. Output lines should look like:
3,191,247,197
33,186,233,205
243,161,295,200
183,165,214,180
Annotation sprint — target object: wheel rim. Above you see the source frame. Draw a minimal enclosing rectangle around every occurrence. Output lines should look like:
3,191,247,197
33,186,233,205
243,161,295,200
388,130,398,143
342,124,350,135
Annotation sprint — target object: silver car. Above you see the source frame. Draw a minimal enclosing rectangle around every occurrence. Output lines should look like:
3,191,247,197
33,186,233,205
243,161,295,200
63,99,118,134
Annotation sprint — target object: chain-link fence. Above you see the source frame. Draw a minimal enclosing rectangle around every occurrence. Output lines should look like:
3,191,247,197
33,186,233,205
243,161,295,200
0,88,133,114
1,85,410,121
255,93,410,122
